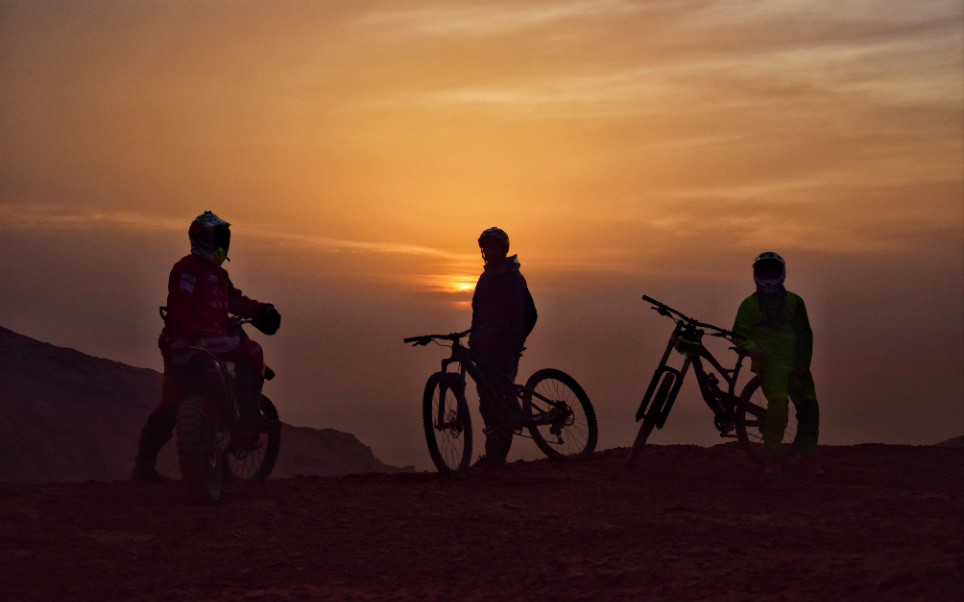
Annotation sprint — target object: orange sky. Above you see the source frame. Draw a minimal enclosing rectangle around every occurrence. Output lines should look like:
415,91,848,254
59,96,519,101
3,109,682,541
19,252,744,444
2,0,962,467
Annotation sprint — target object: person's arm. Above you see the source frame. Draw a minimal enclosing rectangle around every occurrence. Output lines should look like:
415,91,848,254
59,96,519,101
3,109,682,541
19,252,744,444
504,275,537,351
793,295,814,370
733,296,763,360
223,269,263,318
164,266,207,341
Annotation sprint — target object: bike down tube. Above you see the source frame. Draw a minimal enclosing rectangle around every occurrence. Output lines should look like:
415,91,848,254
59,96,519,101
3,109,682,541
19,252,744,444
690,350,722,413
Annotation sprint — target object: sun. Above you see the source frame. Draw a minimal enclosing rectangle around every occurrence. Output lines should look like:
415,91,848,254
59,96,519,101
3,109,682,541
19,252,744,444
447,277,476,295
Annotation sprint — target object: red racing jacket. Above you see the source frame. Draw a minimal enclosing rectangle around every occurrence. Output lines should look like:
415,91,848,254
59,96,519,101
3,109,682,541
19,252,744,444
159,253,264,349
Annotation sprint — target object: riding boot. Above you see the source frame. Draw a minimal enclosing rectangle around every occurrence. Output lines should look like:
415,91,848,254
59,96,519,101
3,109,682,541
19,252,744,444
234,368,273,433
483,427,513,466
131,412,174,483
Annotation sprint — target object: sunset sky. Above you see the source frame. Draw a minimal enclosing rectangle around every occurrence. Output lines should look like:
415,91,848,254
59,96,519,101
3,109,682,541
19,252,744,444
2,0,962,468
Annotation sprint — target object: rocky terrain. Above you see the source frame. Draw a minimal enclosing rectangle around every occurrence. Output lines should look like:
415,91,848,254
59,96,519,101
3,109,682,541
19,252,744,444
0,444,961,601
1,326,961,600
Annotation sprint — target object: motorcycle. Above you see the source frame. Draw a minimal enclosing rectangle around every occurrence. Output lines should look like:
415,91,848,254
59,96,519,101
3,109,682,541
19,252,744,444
165,312,282,503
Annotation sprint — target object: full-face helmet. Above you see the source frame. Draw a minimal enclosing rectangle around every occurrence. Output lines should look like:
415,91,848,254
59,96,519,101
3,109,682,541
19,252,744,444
752,251,786,294
189,211,231,265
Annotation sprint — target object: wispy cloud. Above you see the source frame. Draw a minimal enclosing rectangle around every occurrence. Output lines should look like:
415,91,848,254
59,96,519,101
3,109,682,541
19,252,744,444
361,0,645,37
0,205,186,233
0,203,477,263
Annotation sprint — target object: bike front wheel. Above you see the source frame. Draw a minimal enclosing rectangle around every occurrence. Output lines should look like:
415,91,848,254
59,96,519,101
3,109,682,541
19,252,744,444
523,368,597,461
422,372,473,476
626,373,675,467
223,395,282,485
735,376,802,464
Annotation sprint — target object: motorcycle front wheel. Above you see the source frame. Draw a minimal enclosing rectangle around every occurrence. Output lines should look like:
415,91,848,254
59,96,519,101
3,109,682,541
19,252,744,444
223,395,282,485
176,396,227,503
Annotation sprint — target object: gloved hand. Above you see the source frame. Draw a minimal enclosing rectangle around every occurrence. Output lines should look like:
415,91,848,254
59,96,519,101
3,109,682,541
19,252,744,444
747,347,766,362
252,303,281,335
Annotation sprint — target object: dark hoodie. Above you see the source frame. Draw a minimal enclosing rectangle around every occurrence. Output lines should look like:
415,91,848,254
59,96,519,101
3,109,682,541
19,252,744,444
469,255,537,354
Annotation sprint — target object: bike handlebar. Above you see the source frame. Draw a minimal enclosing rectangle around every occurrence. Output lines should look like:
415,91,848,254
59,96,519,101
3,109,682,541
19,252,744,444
403,327,474,346
641,295,735,339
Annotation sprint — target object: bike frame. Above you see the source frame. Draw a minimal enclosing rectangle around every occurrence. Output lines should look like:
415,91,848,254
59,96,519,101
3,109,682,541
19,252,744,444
635,297,749,435
440,339,533,429
409,330,563,431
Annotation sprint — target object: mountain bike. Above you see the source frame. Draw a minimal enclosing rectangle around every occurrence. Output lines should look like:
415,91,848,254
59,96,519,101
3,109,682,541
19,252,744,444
404,328,598,475
163,309,282,502
626,296,801,467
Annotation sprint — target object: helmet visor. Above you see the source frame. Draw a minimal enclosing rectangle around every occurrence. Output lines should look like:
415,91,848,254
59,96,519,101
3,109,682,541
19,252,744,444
753,259,783,279
215,225,231,254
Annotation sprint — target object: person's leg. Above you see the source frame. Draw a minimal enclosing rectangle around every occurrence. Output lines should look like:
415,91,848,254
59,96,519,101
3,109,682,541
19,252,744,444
758,366,791,458
220,339,268,432
789,371,823,474
475,351,519,466
132,353,179,482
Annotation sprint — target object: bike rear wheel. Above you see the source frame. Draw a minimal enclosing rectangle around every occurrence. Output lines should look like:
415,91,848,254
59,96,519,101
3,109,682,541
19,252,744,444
422,373,473,476
223,395,282,485
735,376,802,464
175,396,226,503
523,368,597,461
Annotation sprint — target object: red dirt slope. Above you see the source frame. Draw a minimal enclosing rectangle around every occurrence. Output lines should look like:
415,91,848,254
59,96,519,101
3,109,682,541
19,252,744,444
1,444,961,601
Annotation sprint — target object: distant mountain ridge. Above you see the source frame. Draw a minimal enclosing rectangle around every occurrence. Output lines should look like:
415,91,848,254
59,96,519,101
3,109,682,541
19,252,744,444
0,326,409,483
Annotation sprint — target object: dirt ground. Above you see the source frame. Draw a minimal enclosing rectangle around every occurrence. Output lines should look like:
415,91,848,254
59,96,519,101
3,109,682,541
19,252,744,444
1,444,961,601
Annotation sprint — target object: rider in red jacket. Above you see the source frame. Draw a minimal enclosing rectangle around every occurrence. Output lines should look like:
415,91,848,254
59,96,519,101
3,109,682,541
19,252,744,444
132,211,281,483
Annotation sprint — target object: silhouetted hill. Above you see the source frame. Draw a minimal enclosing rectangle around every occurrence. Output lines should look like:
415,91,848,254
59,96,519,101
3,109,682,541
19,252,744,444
0,326,408,483
936,435,964,448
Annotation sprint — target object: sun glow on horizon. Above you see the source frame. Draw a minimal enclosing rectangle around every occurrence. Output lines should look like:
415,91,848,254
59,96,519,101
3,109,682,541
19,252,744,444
434,275,477,296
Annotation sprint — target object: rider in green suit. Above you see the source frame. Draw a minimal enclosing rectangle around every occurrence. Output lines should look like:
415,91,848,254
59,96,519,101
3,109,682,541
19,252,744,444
733,252,824,476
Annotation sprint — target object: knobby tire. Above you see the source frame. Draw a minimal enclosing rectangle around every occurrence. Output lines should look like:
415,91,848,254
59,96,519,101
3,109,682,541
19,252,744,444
626,375,674,466
735,376,803,464
422,373,473,476
626,418,657,467
223,395,282,486
523,368,597,461
176,396,225,503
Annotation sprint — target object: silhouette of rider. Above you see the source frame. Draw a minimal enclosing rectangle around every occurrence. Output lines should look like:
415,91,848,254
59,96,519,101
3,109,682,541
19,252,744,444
470,227,537,467
732,252,823,476
131,211,281,483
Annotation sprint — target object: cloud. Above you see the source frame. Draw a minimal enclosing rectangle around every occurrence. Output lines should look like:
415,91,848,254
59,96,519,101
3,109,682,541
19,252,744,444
0,204,185,233
0,203,477,263
360,0,646,37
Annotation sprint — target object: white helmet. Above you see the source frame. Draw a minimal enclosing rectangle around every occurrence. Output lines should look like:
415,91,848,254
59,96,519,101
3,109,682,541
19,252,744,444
753,251,785,294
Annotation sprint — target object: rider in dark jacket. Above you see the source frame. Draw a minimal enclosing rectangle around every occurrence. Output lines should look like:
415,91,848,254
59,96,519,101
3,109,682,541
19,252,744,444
470,227,537,467
131,211,281,483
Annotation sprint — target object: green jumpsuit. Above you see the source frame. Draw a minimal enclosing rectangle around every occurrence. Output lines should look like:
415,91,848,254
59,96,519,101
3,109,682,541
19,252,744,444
732,290,820,457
